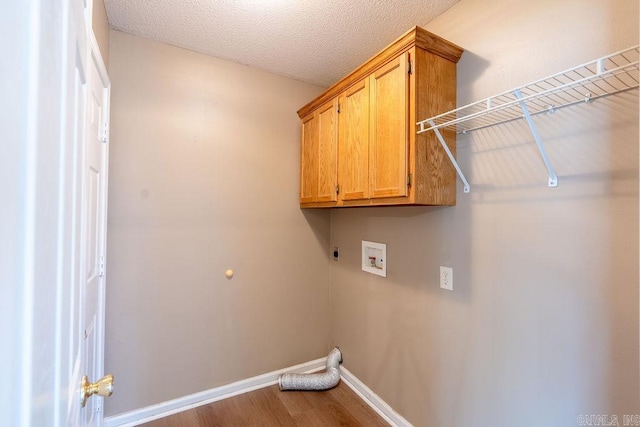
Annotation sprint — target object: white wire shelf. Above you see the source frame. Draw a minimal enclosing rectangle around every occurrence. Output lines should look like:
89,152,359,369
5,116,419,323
418,46,639,134
416,45,640,193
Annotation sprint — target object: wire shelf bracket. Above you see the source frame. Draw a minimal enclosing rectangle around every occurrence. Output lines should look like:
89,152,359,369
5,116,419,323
429,120,470,193
514,89,558,187
417,45,640,192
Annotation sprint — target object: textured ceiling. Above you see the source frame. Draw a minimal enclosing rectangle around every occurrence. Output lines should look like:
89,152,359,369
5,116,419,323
104,0,460,87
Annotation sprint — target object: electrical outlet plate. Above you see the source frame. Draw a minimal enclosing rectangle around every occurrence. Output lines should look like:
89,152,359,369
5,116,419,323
440,266,453,291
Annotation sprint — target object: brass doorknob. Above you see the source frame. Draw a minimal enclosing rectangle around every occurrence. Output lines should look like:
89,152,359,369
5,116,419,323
81,374,114,407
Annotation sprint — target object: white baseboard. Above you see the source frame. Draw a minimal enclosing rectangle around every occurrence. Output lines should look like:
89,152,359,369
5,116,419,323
104,358,412,427
340,366,413,427
104,357,327,427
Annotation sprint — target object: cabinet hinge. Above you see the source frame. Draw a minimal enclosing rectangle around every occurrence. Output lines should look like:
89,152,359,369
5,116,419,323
99,255,105,277
337,103,341,113
407,174,413,187
100,123,109,143
336,184,340,195
408,60,413,75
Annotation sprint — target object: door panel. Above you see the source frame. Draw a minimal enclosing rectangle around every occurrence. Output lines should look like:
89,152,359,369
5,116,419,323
370,53,409,198
67,10,90,427
338,79,370,201
77,38,110,427
316,100,338,202
8,0,111,424
86,166,99,279
299,113,318,203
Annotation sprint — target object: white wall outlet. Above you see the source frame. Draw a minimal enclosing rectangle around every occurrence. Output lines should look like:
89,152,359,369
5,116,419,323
440,266,453,291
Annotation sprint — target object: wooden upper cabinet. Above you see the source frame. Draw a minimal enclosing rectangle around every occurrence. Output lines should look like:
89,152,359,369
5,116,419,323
316,100,338,202
300,99,338,204
298,26,463,208
299,112,318,204
369,52,409,199
338,78,370,201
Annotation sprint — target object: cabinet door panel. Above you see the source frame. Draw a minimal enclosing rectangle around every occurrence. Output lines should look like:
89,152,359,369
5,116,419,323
338,79,370,201
316,100,338,202
300,113,318,203
370,53,409,198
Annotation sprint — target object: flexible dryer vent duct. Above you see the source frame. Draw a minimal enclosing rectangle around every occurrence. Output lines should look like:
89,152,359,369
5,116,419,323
279,347,343,391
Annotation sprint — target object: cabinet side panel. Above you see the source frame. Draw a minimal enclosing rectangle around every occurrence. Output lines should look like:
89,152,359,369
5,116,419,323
317,101,338,202
414,49,457,205
338,80,370,201
300,113,318,203
370,53,409,199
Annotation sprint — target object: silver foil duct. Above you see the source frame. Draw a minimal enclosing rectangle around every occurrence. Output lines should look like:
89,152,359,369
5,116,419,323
279,347,343,391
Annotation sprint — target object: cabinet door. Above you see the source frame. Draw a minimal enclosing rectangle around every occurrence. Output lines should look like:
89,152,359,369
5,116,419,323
316,100,338,202
299,112,318,203
369,52,409,198
338,78,370,201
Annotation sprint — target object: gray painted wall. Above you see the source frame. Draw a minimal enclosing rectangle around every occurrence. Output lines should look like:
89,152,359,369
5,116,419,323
92,0,109,70
105,31,330,415
103,0,638,423
329,0,639,425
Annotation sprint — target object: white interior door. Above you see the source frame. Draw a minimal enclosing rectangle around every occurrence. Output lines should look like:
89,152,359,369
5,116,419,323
76,35,112,426
66,7,112,425
66,1,91,423
2,0,111,425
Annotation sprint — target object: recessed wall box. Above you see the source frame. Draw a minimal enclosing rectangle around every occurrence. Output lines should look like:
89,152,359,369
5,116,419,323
362,241,386,277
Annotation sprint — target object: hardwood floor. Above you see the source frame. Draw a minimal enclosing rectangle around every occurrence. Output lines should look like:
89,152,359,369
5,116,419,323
140,382,390,426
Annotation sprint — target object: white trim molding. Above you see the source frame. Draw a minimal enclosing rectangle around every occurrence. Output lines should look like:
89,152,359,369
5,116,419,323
340,366,413,427
104,358,327,427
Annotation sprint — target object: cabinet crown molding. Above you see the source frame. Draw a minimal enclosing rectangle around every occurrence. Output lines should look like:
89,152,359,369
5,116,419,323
297,26,463,119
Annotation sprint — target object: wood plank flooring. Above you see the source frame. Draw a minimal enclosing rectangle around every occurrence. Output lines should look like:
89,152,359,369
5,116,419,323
140,382,390,426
